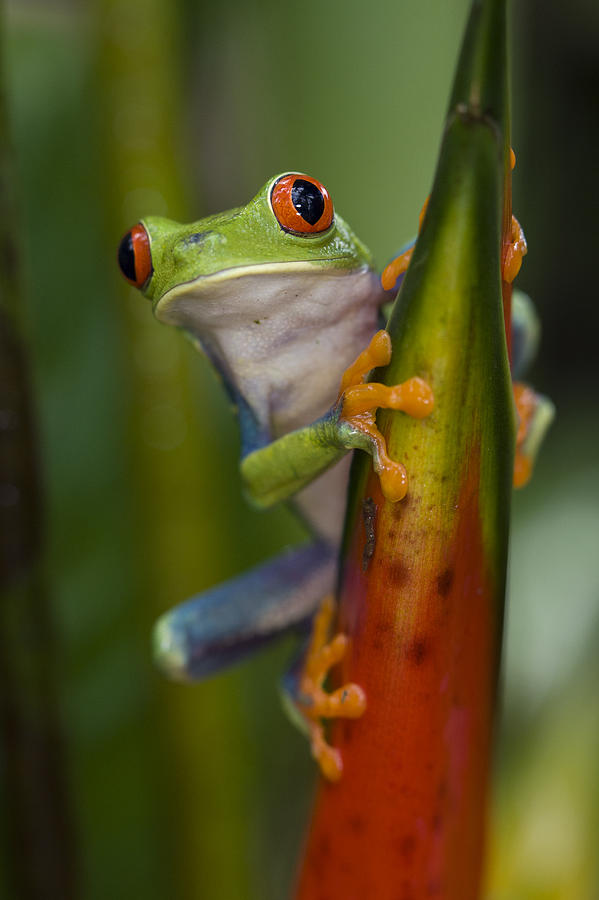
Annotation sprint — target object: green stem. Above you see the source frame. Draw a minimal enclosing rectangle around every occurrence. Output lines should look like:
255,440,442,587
296,0,513,895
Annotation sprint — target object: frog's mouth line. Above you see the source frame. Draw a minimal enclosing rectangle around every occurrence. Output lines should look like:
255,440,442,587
154,259,368,314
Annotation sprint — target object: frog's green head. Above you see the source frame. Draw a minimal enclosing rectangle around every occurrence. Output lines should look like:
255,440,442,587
117,173,377,327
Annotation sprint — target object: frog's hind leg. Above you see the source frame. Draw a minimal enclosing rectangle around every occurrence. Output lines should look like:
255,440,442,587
513,383,555,488
153,541,336,681
282,595,366,783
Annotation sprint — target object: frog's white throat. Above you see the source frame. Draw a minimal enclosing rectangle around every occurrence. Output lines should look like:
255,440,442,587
155,262,385,438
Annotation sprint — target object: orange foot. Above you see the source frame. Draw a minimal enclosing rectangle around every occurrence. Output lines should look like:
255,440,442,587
503,148,528,284
338,330,434,502
382,162,528,290
381,197,429,291
381,246,413,291
513,381,555,488
513,382,536,487
503,215,528,284
384,211,527,289
297,596,366,782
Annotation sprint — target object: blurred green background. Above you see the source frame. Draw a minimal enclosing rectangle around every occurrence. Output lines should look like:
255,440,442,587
1,0,598,897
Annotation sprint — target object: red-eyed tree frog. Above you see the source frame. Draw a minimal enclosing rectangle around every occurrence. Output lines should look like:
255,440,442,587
118,172,552,780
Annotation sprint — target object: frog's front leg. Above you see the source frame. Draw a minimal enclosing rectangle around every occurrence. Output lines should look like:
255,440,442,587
153,541,336,681
241,330,434,510
336,329,434,502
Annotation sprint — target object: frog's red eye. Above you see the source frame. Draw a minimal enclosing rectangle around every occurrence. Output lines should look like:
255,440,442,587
117,223,153,288
270,174,334,235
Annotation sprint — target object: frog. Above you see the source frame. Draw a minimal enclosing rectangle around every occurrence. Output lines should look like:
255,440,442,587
117,171,551,780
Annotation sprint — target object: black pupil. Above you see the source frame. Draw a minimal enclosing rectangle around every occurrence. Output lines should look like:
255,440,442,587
291,179,325,226
118,231,137,282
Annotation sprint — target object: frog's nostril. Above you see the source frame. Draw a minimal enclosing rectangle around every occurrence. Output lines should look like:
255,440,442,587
117,223,153,288
186,231,212,245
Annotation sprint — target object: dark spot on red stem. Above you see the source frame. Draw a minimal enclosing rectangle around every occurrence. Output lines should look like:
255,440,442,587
405,637,428,665
436,567,454,596
397,833,416,862
347,813,366,834
387,560,410,586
